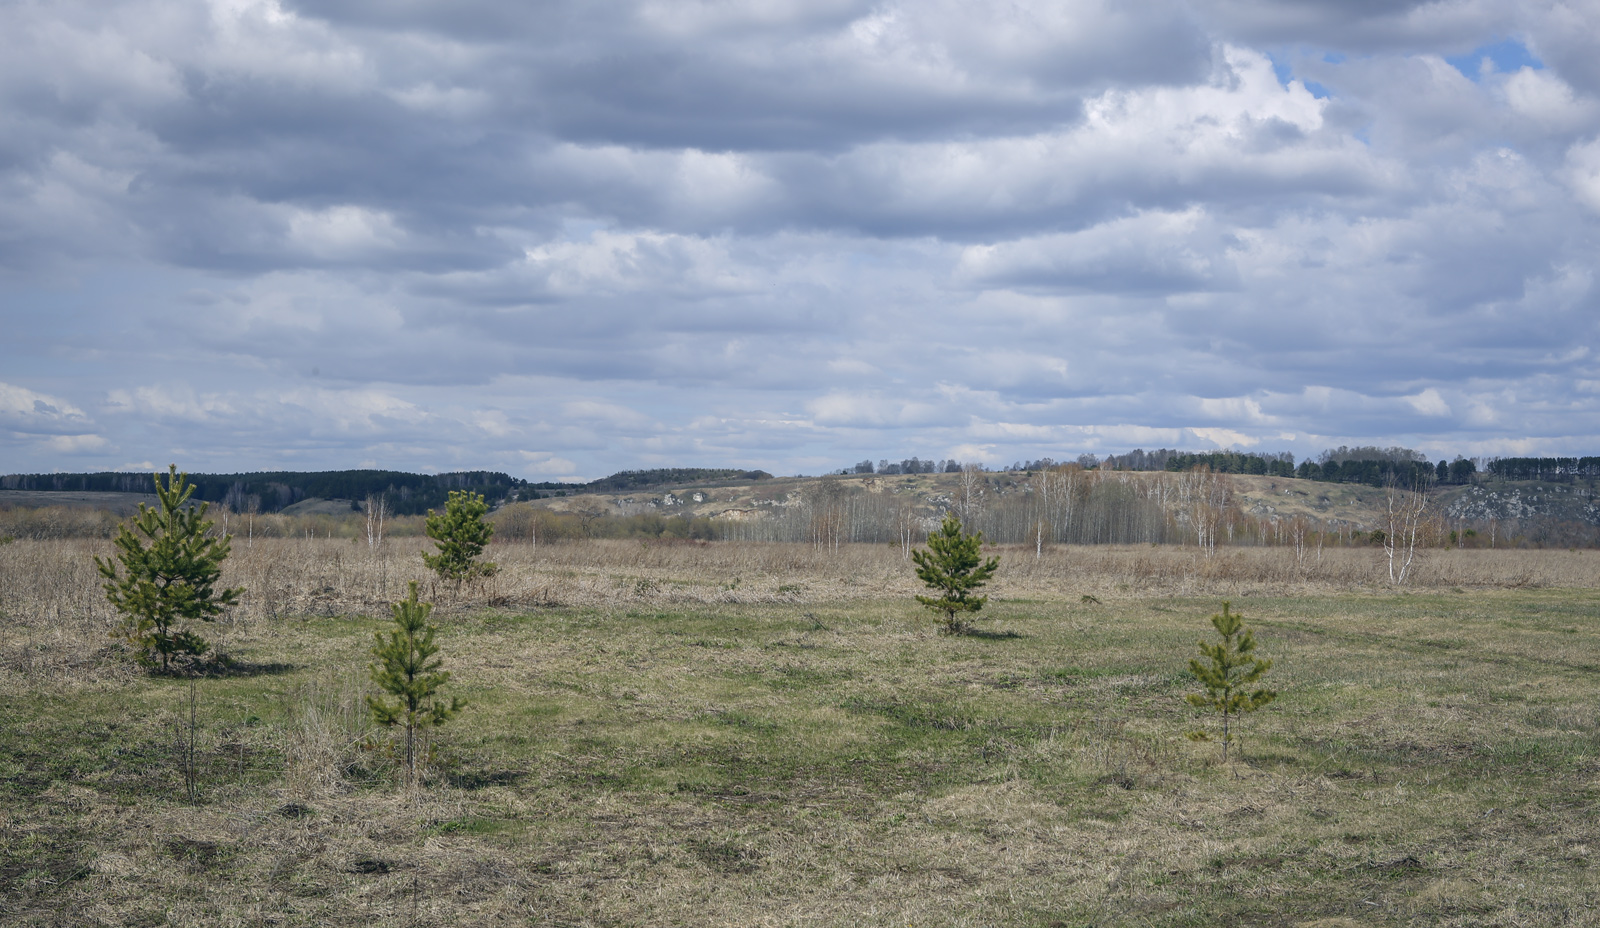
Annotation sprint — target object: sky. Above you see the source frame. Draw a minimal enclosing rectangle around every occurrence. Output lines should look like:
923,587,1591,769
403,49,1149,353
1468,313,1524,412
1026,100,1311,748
3,0,1600,481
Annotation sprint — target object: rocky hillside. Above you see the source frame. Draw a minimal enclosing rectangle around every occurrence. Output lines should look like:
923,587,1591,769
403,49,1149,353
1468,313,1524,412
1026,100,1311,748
532,470,1600,533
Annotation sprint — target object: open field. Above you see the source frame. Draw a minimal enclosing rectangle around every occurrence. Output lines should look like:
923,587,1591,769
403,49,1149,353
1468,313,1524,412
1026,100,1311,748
0,491,157,516
3,540,1599,926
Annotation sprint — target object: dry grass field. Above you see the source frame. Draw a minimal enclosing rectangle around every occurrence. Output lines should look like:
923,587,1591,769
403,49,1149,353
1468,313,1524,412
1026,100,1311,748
3,538,1599,926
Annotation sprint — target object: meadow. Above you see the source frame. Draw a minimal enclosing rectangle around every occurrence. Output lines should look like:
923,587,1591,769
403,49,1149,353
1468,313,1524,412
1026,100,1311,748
3,538,1599,926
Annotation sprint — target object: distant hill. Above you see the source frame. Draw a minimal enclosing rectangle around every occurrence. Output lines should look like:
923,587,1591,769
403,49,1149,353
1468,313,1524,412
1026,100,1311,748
0,469,531,516
8,465,1596,546
533,468,1600,547
0,466,778,515
582,468,773,493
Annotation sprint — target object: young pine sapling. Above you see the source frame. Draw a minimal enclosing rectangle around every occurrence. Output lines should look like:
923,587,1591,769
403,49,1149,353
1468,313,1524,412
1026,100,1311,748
1186,602,1276,762
911,512,1000,635
422,490,496,582
368,581,463,787
96,465,243,672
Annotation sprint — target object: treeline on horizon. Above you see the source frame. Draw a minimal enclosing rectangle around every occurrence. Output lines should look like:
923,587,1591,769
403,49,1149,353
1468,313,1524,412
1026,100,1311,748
7,451,1599,518
0,469,532,516
0,466,777,514
850,447,1600,489
583,468,774,492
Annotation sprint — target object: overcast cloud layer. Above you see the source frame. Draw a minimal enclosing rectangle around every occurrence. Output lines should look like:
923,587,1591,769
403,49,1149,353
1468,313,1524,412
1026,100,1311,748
4,0,1600,479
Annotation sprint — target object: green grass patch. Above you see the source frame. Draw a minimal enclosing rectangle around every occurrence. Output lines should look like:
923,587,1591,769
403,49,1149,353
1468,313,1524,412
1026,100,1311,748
4,589,1600,924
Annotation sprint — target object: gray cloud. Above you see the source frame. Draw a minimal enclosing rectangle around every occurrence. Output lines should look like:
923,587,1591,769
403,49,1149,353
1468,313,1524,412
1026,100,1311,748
3,0,1600,478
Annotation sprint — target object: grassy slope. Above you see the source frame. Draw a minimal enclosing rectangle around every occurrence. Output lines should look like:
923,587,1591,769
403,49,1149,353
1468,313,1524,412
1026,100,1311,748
533,470,1549,534
4,589,1599,926
5,472,1595,537
0,490,156,516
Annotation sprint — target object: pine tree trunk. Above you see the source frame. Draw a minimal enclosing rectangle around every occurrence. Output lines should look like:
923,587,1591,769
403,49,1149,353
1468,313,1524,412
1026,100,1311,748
405,721,416,787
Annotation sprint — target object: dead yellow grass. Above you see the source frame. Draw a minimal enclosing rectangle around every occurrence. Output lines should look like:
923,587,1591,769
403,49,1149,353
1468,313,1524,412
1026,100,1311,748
4,538,1595,682
5,536,1596,620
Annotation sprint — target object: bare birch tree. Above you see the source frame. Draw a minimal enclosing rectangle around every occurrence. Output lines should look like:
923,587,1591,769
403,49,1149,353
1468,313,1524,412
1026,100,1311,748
806,478,848,550
1382,472,1432,584
243,495,260,549
954,464,988,532
1288,515,1309,574
893,492,921,559
1176,467,1231,554
1027,465,1078,558
364,493,388,552
1029,472,1050,559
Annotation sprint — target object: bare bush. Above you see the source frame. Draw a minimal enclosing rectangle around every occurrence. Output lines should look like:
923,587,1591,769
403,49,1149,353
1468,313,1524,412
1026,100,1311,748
0,505,123,540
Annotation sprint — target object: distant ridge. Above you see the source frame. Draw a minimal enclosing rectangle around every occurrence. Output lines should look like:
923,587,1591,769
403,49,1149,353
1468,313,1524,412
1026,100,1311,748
0,466,777,513
0,469,528,516
582,468,773,493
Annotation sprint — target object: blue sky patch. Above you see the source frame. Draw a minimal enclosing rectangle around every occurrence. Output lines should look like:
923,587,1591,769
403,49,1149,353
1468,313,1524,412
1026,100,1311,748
1269,55,1331,98
1446,38,1543,81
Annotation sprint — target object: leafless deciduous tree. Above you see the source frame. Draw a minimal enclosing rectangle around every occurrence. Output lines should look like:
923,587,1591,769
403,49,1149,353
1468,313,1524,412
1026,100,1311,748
1026,465,1080,559
893,492,921,559
364,493,388,551
1176,467,1231,554
1383,473,1432,584
243,495,260,549
1288,515,1309,574
954,463,988,532
806,478,848,550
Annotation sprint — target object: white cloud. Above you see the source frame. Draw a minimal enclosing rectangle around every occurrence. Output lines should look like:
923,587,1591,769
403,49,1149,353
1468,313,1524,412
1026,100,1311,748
1564,137,1600,213
1188,427,1257,448
1406,388,1453,417
947,442,998,464
1197,396,1272,423
0,382,91,432
956,208,1235,294
286,205,405,256
516,451,579,476
275,388,429,435
805,392,944,428
560,400,658,431
519,230,757,298
106,385,236,424
1500,67,1595,130
388,83,492,118
42,433,109,453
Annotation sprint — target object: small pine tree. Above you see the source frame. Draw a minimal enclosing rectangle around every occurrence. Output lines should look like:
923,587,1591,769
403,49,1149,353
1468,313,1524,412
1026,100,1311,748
95,465,242,672
367,581,463,787
911,512,1000,634
1186,602,1276,762
422,490,497,581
